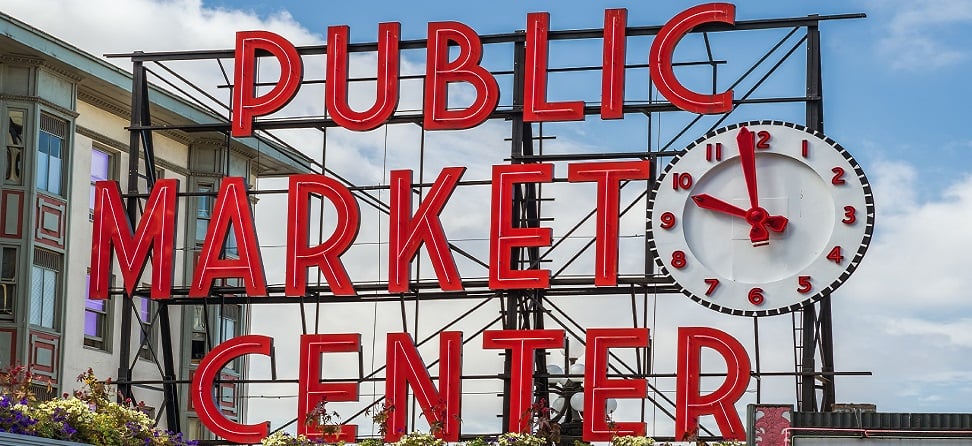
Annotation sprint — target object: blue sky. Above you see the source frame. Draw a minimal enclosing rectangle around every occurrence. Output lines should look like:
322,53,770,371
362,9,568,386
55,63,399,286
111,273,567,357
199,0,972,196
7,0,972,437
204,0,972,415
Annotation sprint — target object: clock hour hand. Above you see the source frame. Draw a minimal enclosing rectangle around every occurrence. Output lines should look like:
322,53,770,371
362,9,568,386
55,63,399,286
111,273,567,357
691,194,747,218
692,193,788,246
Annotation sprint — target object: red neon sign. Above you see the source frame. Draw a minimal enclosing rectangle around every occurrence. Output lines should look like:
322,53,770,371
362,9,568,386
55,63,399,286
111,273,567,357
230,4,736,137
91,162,649,297
191,328,750,443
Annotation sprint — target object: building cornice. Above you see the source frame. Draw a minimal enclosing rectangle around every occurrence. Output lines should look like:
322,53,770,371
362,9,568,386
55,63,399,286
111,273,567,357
0,94,79,118
76,124,190,177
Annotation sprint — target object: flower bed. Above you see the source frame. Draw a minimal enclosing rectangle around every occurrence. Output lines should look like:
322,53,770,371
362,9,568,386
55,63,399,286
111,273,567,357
0,366,194,446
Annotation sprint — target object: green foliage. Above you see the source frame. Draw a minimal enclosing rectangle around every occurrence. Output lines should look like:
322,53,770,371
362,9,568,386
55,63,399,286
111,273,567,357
260,431,331,446
0,366,194,445
611,435,655,446
359,438,386,446
497,432,546,446
394,431,445,446
462,437,491,446
367,403,393,438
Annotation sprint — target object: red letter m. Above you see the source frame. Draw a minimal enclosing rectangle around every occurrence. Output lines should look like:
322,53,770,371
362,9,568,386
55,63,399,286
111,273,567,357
89,179,178,300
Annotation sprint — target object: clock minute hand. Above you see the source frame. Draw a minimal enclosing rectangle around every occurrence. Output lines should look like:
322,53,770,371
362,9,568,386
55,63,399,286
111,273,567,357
735,126,789,245
737,126,759,210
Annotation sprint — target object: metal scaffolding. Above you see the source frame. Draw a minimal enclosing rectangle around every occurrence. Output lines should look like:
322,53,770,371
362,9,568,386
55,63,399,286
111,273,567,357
109,11,866,443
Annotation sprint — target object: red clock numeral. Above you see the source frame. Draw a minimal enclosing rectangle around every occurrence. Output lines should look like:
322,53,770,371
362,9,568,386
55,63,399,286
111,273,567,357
756,130,771,149
706,143,723,161
672,172,693,190
801,139,809,158
826,246,844,264
704,278,719,296
748,287,765,305
671,250,687,269
797,275,812,294
831,167,846,185
660,212,676,229
842,206,856,224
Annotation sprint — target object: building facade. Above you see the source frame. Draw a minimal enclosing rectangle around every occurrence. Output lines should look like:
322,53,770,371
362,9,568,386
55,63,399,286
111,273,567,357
0,12,313,440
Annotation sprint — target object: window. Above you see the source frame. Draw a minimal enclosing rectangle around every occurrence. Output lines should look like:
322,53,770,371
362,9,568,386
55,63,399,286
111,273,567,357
29,249,61,329
195,183,237,257
84,273,111,351
0,246,17,319
189,302,242,366
194,184,213,246
137,297,155,360
36,114,67,196
187,418,211,441
89,147,113,213
218,304,242,371
190,305,207,364
5,109,25,185
219,305,239,343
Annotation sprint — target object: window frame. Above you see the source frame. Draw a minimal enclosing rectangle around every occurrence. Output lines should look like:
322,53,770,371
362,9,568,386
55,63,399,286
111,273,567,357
28,266,58,329
35,113,68,197
5,107,27,186
137,296,157,361
89,146,116,217
83,272,112,352
0,246,18,320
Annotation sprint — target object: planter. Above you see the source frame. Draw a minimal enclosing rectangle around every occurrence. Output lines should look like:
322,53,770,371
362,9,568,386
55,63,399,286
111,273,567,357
0,432,92,446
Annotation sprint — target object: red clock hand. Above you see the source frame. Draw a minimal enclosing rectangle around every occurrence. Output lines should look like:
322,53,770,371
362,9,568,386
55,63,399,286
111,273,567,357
692,194,788,245
691,194,747,218
734,126,789,245
737,126,759,209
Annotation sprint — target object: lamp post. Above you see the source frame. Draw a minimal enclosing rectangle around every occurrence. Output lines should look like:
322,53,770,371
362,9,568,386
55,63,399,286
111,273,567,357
545,358,618,446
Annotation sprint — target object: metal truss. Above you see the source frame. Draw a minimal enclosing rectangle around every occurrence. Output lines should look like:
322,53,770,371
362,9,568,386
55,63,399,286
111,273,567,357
109,11,865,444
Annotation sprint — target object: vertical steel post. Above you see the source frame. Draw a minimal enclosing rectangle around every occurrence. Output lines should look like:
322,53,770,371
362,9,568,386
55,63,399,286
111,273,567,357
120,59,143,405
799,20,836,412
125,58,181,431
502,35,550,431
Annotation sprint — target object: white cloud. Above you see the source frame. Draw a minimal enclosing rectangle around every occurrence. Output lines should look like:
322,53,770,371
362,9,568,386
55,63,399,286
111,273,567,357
842,166,972,311
884,317,972,348
5,0,320,54
832,156,972,411
12,0,972,435
870,0,972,71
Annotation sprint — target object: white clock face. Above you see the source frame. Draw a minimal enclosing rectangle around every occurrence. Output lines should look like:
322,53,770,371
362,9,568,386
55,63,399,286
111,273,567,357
648,121,874,316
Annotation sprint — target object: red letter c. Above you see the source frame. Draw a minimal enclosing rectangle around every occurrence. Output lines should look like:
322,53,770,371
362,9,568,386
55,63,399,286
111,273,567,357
192,335,272,443
650,3,735,114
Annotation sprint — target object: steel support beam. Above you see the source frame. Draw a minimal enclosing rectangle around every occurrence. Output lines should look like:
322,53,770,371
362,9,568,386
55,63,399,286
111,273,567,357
125,60,181,432
798,21,837,413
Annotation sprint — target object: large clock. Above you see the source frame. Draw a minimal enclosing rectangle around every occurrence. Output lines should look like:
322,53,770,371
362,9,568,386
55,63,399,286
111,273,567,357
648,121,874,316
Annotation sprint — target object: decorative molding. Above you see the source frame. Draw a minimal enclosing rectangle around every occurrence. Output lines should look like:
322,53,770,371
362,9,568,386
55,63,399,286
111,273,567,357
0,190,25,239
0,54,43,66
193,137,261,161
76,125,191,177
77,91,194,146
28,331,59,385
77,89,129,118
34,195,66,251
0,94,79,118
38,63,83,83
159,128,193,146
76,125,127,151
